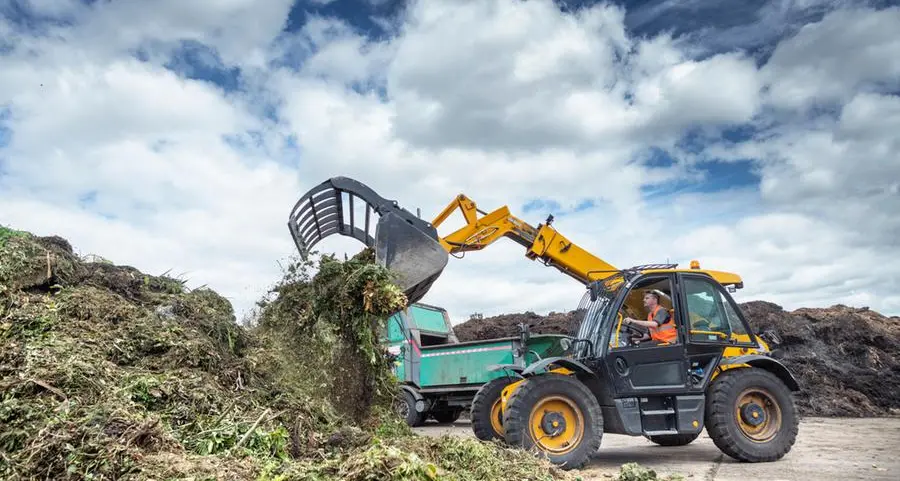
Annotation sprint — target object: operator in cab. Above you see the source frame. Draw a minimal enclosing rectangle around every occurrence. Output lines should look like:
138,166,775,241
623,290,677,344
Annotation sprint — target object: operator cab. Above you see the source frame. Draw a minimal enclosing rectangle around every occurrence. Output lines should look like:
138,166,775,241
581,269,757,354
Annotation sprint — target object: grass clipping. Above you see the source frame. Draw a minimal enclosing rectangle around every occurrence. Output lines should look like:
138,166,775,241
0,227,568,481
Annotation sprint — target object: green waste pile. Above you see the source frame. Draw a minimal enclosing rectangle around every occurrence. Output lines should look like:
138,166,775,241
0,226,569,481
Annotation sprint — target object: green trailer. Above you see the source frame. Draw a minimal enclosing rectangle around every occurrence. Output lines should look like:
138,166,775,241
383,303,569,430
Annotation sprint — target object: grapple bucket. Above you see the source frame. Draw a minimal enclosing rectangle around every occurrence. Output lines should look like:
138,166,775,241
288,177,448,304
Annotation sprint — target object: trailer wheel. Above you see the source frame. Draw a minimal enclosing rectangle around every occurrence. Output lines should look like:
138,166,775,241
646,432,700,446
705,367,798,462
395,389,425,427
472,377,514,441
503,374,602,470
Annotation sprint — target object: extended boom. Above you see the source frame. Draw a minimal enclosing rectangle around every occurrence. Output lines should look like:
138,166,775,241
289,177,618,303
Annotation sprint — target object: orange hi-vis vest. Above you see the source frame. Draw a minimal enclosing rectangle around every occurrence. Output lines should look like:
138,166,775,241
648,305,677,343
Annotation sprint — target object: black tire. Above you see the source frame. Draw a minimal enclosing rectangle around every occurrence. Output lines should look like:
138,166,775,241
395,389,425,427
471,377,514,441
705,367,798,462
432,408,462,424
646,432,700,446
503,374,603,470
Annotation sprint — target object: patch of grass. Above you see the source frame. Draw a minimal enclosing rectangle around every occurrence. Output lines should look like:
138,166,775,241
0,225,27,248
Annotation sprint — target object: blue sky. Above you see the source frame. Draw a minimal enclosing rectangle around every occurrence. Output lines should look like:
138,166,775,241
1,0,898,320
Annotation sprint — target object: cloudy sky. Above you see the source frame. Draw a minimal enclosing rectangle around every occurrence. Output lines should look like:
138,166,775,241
1,0,898,323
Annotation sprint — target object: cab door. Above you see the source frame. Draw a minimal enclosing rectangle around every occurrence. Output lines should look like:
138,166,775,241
676,273,760,392
603,273,690,397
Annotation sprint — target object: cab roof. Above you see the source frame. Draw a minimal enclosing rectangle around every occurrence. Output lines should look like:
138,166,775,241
591,263,744,295
641,268,743,287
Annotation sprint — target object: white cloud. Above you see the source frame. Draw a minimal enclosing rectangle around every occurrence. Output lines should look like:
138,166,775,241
762,5,900,112
711,90,900,249
1,0,899,324
2,60,248,155
386,0,764,152
671,212,900,314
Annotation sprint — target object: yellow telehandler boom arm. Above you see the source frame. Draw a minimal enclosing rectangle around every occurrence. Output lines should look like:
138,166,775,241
430,194,618,285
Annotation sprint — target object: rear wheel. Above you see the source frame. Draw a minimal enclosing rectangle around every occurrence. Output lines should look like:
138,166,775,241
705,367,798,462
395,389,425,427
646,432,700,446
503,374,603,470
471,377,514,441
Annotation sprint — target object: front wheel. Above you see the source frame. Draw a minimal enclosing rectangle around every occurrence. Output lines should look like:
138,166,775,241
705,367,799,462
471,377,514,441
503,374,603,470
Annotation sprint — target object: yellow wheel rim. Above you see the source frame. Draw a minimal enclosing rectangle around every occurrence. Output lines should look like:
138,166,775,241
490,397,505,436
528,395,584,454
735,387,782,443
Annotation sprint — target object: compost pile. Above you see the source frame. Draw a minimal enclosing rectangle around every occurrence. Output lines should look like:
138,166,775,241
741,300,900,417
454,301,900,417
454,310,580,342
0,226,568,481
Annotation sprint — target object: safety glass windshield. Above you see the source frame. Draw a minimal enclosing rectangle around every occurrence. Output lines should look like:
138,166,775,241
570,283,619,358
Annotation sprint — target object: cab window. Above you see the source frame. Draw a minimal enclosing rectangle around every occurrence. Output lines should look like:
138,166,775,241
609,276,679,349
683,277,748,343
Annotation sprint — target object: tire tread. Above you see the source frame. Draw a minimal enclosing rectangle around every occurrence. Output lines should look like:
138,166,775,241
401,390,425,427
503,374,603,470
471,377,513,441
705,367,798,462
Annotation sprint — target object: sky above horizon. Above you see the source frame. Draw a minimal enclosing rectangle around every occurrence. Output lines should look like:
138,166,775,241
1,0,899,323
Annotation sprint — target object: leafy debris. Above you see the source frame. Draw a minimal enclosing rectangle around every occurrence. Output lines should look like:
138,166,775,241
616,463,684,481
0,228,568,481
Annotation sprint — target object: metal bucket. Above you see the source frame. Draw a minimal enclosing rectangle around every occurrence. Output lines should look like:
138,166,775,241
288,177,448,304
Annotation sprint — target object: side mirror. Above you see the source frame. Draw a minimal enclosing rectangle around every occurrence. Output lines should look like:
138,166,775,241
589,282,601,302
560,337,572,351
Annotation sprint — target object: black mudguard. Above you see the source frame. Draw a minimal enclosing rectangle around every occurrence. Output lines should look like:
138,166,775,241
721,355,801,391
400,384,423,402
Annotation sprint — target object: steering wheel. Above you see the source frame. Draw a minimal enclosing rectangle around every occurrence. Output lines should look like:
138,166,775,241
622,322,646,345
612,311,646,347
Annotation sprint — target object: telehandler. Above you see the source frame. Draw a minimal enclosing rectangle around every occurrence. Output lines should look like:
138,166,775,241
289,176,799,469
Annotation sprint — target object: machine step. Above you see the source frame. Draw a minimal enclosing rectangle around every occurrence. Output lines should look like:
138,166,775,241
641,409,675,415
643,430,680,436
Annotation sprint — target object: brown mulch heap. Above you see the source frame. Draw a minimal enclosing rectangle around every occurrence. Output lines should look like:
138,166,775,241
454,310,580,341
0,226,569,481
453,300,900,417
740,301,900,417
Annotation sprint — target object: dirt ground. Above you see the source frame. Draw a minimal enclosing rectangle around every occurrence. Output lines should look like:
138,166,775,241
413,417,900,480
